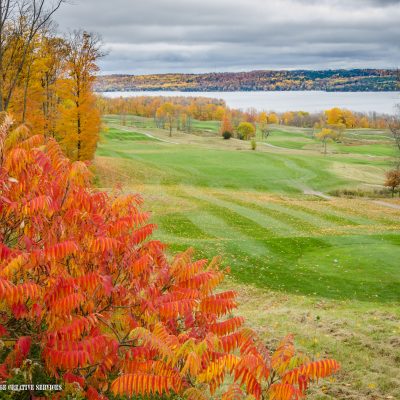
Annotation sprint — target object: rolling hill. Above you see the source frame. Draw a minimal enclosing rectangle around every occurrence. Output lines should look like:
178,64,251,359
95,69,398,92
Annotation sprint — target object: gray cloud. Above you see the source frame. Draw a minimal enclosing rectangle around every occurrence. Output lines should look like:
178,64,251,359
55,0,400,74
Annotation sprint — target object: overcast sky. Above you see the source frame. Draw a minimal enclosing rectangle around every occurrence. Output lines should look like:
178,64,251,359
55,0,400,75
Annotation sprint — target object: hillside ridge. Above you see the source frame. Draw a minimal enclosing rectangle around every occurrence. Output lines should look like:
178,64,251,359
95,69,398,92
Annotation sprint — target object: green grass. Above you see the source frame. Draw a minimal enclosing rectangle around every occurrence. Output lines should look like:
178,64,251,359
103,127,155,141
95,118,400,399
98,149,343,193
256,125,396,156
97,121,399,303
103,114,221,134
331,143,396,157
191,119,220,132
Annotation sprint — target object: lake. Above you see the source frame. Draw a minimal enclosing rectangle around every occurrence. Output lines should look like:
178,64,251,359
100,90,399,115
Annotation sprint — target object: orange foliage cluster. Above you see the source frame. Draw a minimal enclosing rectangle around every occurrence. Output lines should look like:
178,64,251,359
282,109,388,130
385,169,400,196
0,115,339,398
97,95,227,122
322,108,386,129
6,32,101,161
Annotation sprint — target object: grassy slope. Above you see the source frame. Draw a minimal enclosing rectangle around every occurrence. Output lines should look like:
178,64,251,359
95,116,400,400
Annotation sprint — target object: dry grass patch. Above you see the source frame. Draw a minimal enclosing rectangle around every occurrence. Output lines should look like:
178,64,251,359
225,280,400,400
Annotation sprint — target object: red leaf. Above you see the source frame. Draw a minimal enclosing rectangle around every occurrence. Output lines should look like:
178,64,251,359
64,372,85,387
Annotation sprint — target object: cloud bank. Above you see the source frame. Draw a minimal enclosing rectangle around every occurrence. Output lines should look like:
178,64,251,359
55,0,400,74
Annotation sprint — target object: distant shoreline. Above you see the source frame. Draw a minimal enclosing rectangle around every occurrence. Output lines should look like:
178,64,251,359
96,89,400,93
95,69,398,93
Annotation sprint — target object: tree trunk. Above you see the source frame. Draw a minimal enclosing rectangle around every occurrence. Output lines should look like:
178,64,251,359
77,109,81,160
22,58,33,123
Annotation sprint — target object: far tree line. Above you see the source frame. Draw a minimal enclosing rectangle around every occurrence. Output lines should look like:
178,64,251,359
95,69,398,92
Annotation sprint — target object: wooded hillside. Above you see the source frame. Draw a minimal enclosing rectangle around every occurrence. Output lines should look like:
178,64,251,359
95,69,398,92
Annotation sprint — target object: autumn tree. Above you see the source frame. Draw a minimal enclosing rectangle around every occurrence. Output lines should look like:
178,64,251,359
385,169,400,197
267,112,279,125
0,1,101,157
282,111,294,126
180,112,192,133
258,111,270,139
182,104,195,133
156,102,175,137
316,128,341,155
325,107,343,126
341,109,356,128
358,116,370,128
293,111,311,128
237,121,255,140
0,0,65,112
220,112,233,137
7,28,67,134
325,108,356,129
57,30,102,161
388,105,400,167
38,34,67,136
0,115,340,399
245,107,258,125
155,105,166,129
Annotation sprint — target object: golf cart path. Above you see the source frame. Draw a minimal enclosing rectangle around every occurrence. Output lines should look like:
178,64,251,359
302,188,333,200
303,188,400,210
372,200,400,210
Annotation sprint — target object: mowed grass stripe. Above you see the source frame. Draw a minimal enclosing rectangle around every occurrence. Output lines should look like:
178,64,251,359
185,188,302,237
156,187,274,257
285,201,384,227
155,206,278,264
185,212,276,259
324,201,400,227
105,126,156,141
251,199,350,230
213,192,323,234
181,193,277,239
156,212,213,240
205,188,392,233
